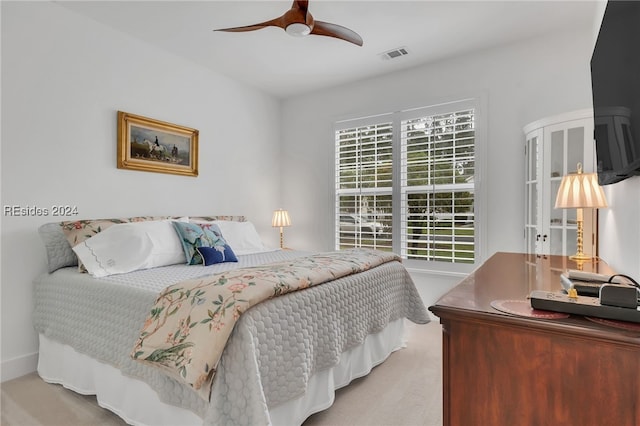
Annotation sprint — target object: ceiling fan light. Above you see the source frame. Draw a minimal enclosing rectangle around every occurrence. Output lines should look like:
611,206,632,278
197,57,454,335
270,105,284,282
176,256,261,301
285,23,311,37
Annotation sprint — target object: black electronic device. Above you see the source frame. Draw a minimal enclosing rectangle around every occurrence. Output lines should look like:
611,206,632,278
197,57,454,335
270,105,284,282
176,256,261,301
560,270,636,297
591,0,640,185
560,272,606,297
530,290,640,323
600,284,639,309
561,277,602,297
573,283,602,297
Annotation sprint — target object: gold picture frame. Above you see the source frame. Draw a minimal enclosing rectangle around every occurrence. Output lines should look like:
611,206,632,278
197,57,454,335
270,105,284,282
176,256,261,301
117,111,199,177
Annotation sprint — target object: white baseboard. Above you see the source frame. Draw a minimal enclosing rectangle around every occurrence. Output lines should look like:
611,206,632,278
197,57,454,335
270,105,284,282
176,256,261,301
1,352,38,382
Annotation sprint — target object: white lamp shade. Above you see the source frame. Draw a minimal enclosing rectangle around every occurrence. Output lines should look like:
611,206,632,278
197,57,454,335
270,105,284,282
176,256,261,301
272,209,291,227
555,170,608,209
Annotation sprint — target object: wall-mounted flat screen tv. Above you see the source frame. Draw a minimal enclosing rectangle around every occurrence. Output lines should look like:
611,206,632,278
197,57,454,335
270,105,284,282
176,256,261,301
591,0,640,185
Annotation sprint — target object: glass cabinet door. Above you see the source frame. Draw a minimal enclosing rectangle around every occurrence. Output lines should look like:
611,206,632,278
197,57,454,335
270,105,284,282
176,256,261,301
524,112,596,257
548,127,563,256
544,121,590,256
524,130,541,254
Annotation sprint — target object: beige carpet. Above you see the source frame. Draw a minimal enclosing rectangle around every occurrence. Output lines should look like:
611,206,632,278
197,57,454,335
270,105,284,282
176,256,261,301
1,321,443,426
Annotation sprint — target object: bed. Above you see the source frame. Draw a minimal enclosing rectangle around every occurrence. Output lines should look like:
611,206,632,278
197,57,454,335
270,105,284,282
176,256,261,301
33,215,430,426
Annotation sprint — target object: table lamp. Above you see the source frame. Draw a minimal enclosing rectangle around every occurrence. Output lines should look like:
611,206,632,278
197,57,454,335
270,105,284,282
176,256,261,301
554,163,608,260
272,209,291,249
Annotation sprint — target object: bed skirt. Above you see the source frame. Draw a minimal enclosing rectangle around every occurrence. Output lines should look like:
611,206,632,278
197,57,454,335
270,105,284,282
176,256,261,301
37,318,406,426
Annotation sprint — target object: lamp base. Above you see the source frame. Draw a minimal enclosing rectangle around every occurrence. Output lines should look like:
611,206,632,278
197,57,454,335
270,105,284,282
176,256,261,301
569,215,598,262
569,253,594,261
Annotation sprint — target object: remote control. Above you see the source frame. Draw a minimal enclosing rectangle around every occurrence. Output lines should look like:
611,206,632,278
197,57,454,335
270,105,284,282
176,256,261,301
530,290,640,323
566,269,626,284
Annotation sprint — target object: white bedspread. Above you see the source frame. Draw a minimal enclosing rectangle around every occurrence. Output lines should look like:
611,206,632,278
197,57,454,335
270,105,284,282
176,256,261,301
33,250,430,425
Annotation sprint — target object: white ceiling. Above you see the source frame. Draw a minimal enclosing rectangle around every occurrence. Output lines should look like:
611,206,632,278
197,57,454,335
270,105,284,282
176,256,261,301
58,0,601,99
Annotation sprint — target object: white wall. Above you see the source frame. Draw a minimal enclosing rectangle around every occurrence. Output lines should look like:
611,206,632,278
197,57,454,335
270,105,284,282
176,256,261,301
1,2,283,381
280,28,596,300
599,179,640,279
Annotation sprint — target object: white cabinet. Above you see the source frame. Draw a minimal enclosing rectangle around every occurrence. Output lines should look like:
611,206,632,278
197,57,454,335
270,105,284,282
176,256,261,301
523,109,597,257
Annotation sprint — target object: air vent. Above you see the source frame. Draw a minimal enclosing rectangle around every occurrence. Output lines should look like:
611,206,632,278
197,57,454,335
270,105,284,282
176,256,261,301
380,47,409,60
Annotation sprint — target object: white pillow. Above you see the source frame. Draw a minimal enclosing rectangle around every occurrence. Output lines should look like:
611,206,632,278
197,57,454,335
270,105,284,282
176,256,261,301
194,220,267,255
72,220,186,277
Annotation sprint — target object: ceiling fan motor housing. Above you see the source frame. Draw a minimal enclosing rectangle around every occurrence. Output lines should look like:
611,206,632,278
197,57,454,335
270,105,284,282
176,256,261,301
286,23,312,36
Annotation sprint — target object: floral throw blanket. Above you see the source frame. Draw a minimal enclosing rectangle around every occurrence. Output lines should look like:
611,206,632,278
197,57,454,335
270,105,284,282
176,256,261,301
131,248,401,400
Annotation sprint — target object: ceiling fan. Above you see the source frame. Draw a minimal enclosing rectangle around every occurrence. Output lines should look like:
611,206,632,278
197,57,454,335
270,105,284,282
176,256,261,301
214,0,363,47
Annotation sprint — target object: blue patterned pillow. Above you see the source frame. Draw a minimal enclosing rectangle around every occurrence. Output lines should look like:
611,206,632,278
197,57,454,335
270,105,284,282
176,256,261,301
172,222,231,265
196,245,238,266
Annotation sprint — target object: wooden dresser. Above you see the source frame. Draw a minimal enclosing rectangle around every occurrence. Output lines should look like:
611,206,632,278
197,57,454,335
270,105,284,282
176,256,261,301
429,252,640,426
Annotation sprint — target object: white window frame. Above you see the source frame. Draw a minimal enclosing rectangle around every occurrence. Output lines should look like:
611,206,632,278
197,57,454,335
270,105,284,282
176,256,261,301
334,98,487,275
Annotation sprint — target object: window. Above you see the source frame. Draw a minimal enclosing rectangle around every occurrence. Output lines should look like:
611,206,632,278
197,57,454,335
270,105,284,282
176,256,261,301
335,100,482,271
335,119,393,252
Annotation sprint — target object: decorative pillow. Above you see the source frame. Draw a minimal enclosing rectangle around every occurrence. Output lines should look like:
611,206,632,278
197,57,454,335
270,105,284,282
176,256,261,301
72,220,187,278
196,246,238,266
61,216,170,248
38,223,78,272
189,215,246,223
172,222,231,265
197,220,267,255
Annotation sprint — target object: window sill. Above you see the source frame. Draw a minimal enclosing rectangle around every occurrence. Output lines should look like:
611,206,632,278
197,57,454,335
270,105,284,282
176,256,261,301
402,258,475,277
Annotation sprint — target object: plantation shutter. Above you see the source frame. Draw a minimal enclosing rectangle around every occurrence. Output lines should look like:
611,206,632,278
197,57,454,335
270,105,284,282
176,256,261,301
335,119,393,251
400,109,475,263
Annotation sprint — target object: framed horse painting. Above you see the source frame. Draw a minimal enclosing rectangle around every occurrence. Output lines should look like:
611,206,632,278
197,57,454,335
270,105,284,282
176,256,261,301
117,111,199,177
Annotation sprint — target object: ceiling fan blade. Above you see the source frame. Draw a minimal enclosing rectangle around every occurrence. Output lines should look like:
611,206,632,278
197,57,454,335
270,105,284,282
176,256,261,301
214,17,285,33
311,21,363,46
293,0,309,14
